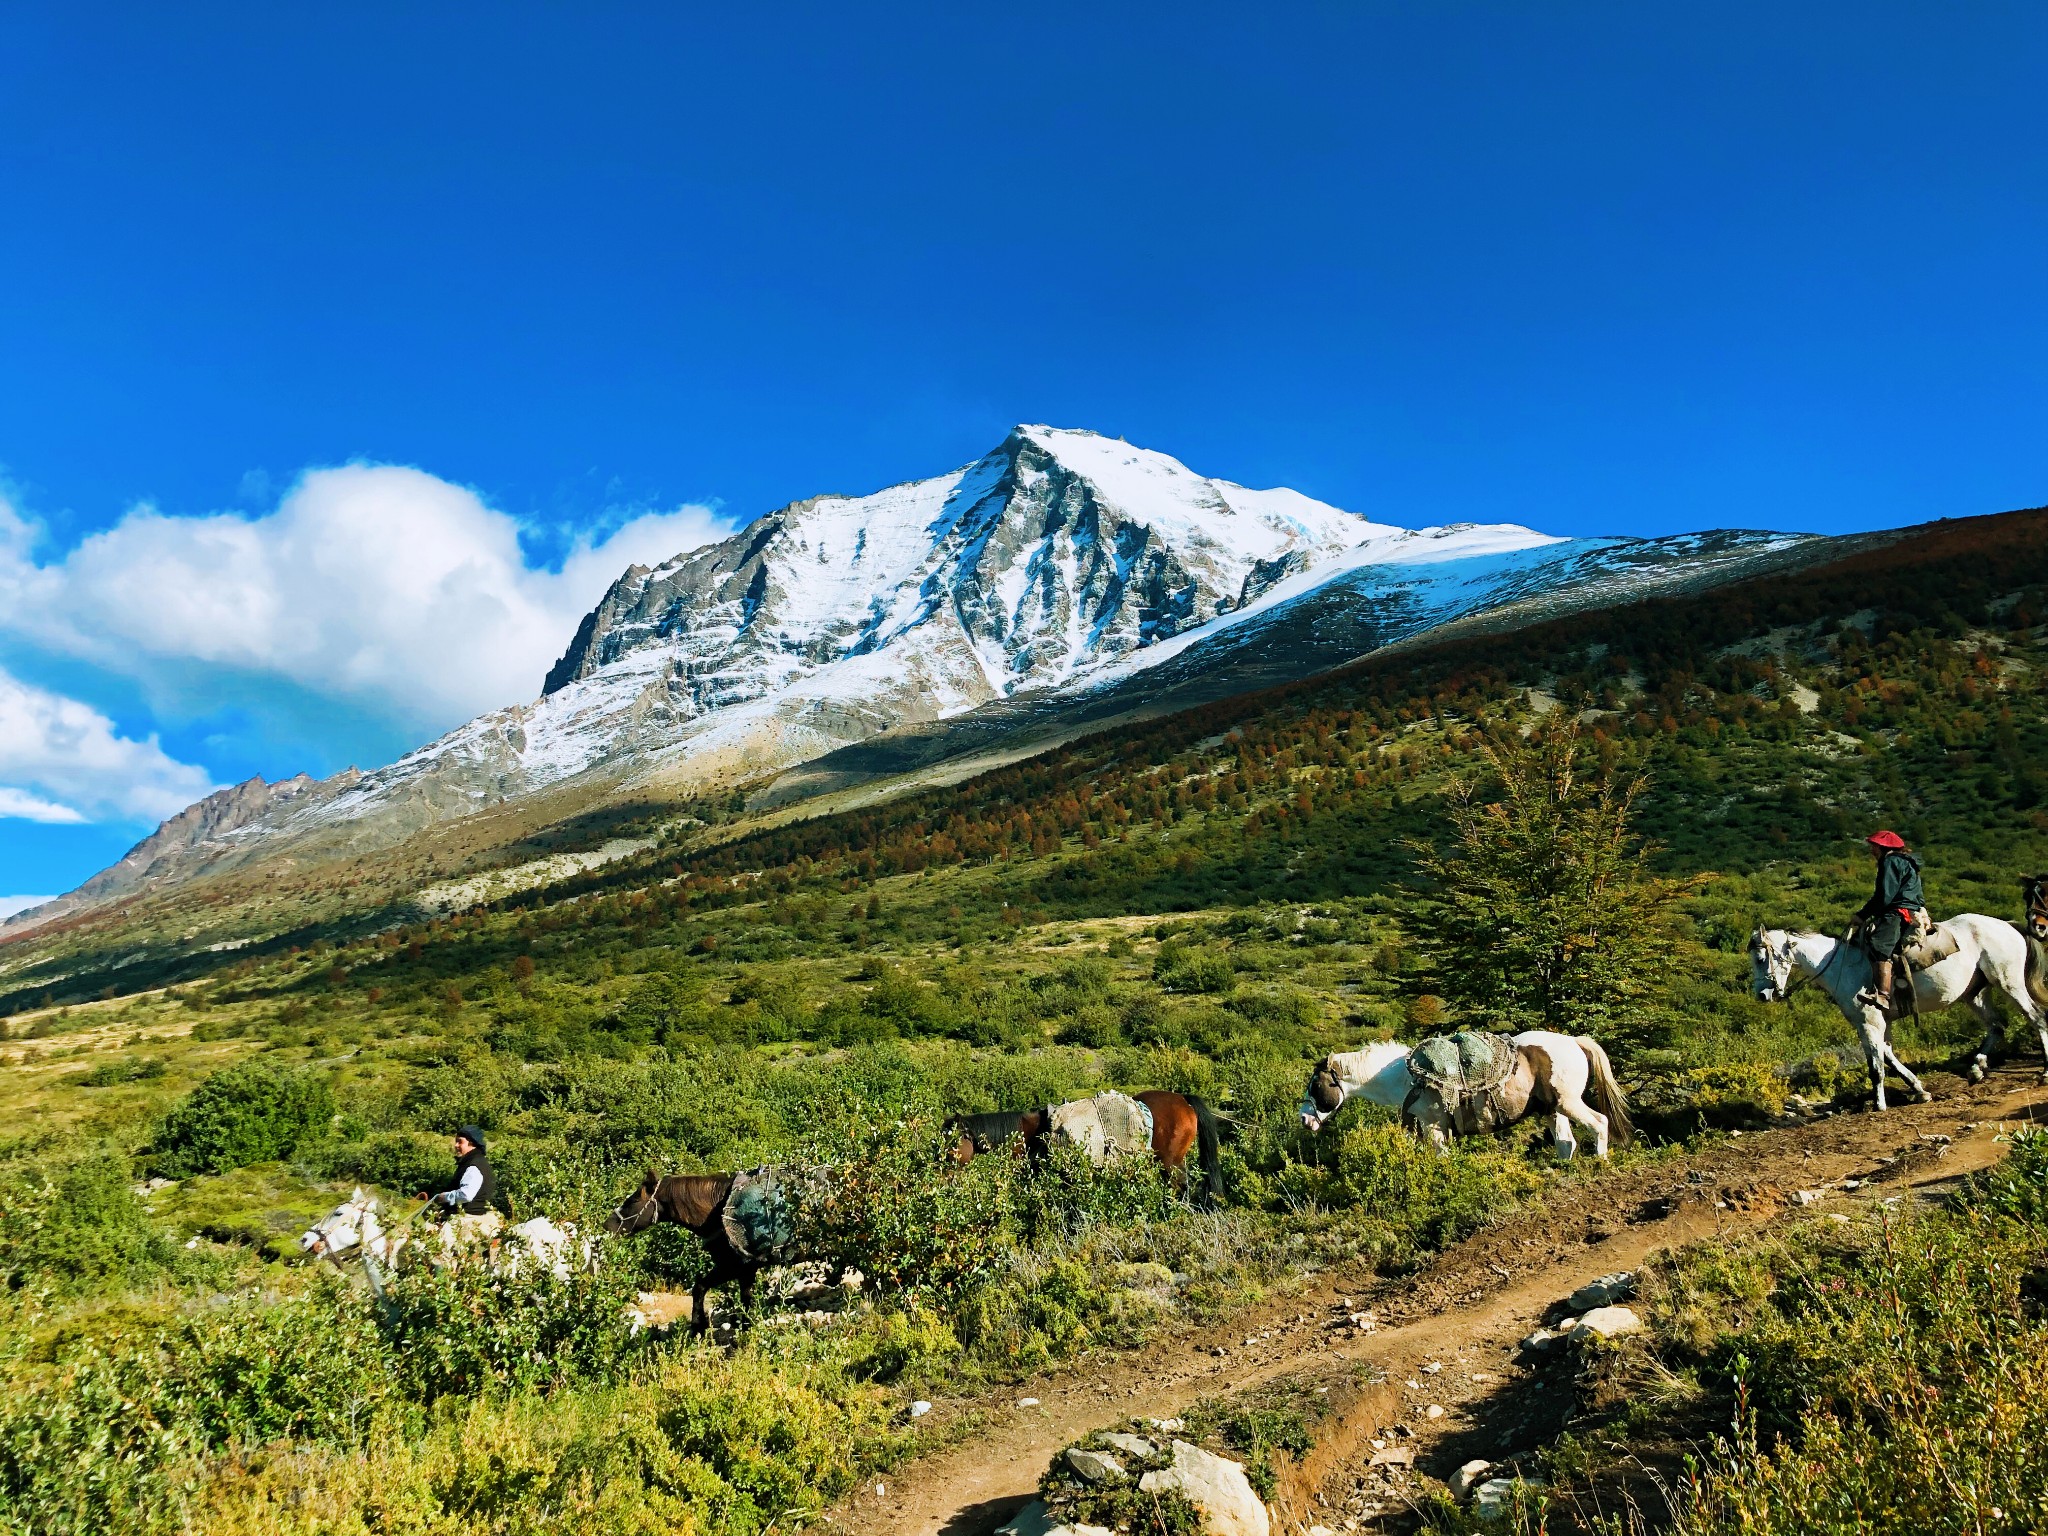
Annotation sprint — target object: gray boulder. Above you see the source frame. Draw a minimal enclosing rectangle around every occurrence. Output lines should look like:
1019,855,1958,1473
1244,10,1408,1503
1570,1305,1642,1341
1064,1447,1127,1485
1139,1440,1270,1536
1566,1272,1636,1311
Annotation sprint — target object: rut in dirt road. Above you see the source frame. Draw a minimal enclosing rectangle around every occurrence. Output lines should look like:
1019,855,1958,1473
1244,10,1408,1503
824,1067,2048,1536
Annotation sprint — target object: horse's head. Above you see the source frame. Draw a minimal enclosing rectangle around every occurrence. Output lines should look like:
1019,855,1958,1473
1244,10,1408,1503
1300,1056,1346,1132
300,1187,374,1259
606,1171,664,1237
2022,877,2048,942
1749,927,1795,1003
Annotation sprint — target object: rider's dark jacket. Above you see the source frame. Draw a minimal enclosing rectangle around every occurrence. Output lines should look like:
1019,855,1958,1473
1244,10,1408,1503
451,1143,496,1215
1858,848,1925,923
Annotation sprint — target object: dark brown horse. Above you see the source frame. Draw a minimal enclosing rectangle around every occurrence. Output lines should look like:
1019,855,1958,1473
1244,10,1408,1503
946,1092,1225,1205
606,1172,757,1336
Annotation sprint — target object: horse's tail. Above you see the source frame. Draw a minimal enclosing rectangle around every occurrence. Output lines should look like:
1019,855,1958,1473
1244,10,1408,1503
2024,930,2048,1011
1188,1097,1227,1205
1577,1037,1634,1148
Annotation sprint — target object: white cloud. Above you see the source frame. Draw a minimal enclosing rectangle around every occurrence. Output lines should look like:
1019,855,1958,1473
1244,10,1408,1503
0,895,57,921
0,788,87,823
0,664,218,823
0,469,737,733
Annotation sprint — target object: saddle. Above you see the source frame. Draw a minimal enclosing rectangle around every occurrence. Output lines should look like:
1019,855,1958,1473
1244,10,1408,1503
1901,915,1959,969
1406,1031,1518,1129
1046,1092,1155,1166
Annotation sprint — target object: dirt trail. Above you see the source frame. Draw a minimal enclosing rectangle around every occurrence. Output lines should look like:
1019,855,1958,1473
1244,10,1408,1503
825,1067,2048,1536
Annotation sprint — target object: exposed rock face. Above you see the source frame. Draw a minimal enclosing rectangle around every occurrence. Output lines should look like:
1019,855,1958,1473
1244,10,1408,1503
532,425,1386,769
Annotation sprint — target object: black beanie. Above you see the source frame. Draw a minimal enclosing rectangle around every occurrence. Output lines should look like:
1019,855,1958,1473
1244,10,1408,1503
456,1125,487,1152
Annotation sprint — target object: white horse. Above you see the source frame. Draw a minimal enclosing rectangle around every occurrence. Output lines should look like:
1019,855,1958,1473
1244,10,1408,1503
299,1189,590,1282
1748,915,2048,1109
1300,1031,1632,1159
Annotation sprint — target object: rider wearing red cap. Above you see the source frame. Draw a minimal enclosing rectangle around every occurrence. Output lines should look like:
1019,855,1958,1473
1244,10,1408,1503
1854,830,1925,1012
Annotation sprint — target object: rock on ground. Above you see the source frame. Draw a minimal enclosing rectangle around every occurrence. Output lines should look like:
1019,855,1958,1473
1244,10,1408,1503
1450,1459,1494,1499
1570,1304,1643,1341
996,1501,1113,1536
1064,1447,1127,1485
1138,1440,1271,1536
1566,1271,1636,1310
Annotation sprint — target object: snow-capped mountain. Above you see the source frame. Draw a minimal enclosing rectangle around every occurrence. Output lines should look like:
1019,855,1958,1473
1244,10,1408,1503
5,426,1831,931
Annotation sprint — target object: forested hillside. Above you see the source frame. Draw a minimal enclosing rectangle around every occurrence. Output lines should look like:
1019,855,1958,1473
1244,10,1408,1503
5,505,2048,1535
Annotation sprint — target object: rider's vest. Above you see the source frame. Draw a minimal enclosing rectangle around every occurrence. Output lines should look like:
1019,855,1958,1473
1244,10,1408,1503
455,1148,496,1215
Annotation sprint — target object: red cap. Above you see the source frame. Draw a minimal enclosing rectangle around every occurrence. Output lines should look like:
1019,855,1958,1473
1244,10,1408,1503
1866,830,1907,850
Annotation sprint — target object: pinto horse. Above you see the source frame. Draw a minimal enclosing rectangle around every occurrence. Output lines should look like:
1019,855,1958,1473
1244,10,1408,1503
946,1092,1226,1204
606,1173,760,1336
1301,1034,1631,1159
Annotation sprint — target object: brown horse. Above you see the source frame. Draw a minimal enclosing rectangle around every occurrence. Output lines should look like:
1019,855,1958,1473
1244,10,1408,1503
946,1092,1225,1204
606,1172,757,1336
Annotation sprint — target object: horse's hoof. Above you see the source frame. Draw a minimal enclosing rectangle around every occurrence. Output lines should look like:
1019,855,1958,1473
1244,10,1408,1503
1916,1090,1934,1104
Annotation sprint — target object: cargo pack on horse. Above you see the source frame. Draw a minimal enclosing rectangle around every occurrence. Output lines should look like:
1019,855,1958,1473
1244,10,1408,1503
1300,1030,1632,1159
299,1189,588,1289
607,1167,797,1335
1750,913,2048,1107
947,1090,1225,1204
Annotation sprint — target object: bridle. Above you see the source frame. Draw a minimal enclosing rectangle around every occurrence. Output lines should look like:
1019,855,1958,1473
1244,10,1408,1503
613,1182,662,1232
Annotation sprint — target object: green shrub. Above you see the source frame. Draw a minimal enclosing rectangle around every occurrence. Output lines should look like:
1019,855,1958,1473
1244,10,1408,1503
1273,1115,1540,1253
379,1259,642,1402
71,1056,166,1088
0,1150,175,1296
789,1117,1016,1299
0,1282,395,1535
1153,945,1235,994
302,1130,450,1198
152,1059,334,1177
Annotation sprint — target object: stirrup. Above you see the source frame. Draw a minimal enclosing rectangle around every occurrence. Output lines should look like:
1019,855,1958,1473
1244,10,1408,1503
1854,986,1885,1011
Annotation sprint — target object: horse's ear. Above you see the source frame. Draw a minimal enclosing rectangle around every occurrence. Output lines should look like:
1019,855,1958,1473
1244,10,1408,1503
351,1185,363,1201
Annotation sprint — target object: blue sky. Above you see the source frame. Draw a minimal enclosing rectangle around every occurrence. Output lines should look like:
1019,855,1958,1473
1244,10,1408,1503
2,2,2045,909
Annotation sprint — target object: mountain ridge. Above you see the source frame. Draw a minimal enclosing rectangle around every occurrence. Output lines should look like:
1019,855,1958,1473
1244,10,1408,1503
5,426,1829,938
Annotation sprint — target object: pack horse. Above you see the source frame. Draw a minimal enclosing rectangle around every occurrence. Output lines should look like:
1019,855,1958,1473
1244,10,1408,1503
1300,1030,1632,1159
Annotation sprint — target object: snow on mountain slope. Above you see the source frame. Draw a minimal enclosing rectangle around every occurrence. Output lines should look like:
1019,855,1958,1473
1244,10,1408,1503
5,425,1823,928
291,426,1413,828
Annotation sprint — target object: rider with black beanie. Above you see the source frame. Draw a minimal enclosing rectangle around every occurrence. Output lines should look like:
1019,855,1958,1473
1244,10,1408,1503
432,1125,497,1215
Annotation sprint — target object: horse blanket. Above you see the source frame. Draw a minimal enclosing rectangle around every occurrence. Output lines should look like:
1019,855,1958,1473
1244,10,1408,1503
1407,1031,1519,1121
1047,1092,1155,1166
722,1166,798,1265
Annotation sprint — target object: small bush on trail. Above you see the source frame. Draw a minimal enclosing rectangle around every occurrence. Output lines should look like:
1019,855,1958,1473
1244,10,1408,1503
1038,1424,1204,1535
1270,1115,1542,1254
152,1059,334,1177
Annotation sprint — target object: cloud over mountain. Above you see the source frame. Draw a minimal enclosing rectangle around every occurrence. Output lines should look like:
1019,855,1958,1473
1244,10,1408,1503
0,470,737,735
0,664,218,824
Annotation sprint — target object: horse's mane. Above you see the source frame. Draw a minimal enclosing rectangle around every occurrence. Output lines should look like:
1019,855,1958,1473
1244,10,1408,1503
947,1110,1039,1148
657,1173,735,1230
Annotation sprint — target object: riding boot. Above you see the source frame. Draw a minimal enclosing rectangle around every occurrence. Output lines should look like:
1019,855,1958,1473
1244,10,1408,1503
1856,958,1895,1013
